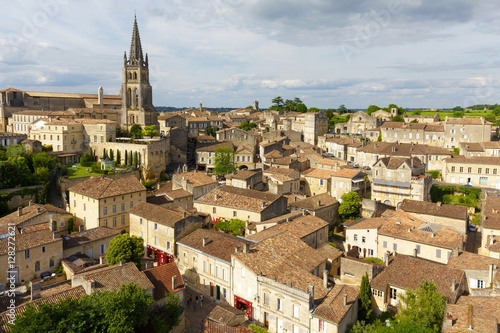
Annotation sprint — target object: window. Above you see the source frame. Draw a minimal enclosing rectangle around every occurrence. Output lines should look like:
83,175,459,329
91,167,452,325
100,244,105,254
42,246,45,253
320,179,324,186
166,241,171,250
362,236,366,243
451,166,455,172
293,304,299,318
74,200,76,207
436,249,441,258
416,245,421,254
459,167,463,172
121,203,125,211
354,234,358,241
477,280,485,288
368,249,374,256
112,205,116,213
183,252,187,263
103,207,107,215
480,177,488,185
468,167,472,173
264,292,270,306
277,298,283,311
49,258,55,267
203,261,207,272
154,236,158,245
60,221,65,228
319,319,325,332
112,217,117,227
494,169,498,175
25,250,30,259
383,241,387,249
35,261,40,272
154,223,158,230
83,203,86,211
121,215,125,225
140,218,143,225
390,288,397,300
233,211,237,217
393,243,397,251
130,201,133,208
213,207,216,214
478,168,482,174
241,267,246,278
486,168,490,174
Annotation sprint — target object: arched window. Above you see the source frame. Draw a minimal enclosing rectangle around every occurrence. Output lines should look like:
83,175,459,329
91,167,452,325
128,72,132,80
127,88,132,106
133,72,137,80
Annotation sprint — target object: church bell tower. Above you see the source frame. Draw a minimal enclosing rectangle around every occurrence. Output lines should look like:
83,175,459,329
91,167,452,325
121,15,157,128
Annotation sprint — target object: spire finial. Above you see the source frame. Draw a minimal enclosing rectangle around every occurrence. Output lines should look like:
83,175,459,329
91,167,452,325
129,14,144,66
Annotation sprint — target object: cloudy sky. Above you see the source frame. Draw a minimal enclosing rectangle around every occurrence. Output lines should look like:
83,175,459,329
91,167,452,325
1,0,500,109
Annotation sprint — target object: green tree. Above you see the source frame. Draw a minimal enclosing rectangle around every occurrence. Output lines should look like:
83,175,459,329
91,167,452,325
124,149,128,166
128,151,133,166
337,104,348,114
214,218,246,236
452,106,464,112
394,281,446,333
142,125,158,137
133,151,138,168
116,149,121,165
32,153,57,170
359,273,372,320
109,149,114,161
68,218,74,234
272,96,284,108
377,132,382,142
296,103,307,113
392,115,404,122
106,234,145,267
366,105,379,115
130,124,143,139
239,120,257,131
102,148,107,159
213,146,235,176
206,125,219,137
147,293,182,332
34,167,50,184
339,192,361,220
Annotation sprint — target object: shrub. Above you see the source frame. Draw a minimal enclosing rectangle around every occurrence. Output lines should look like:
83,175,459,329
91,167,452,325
249,324,269,333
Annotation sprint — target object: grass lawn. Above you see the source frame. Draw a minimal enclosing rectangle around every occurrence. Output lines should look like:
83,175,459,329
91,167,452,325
67,164,103,178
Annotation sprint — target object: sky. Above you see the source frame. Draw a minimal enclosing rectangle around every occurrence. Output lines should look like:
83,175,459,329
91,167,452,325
1,0,500,110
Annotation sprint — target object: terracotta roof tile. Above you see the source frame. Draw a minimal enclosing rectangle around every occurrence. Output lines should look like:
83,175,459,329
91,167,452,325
444,156,500,165
443,296,500,333
246,215,328,242
178,229,253,263
173,171,217,187
314,284,359,324
447,251,500,271
289,193,338,210
195,185,282,212
68,175,146,199
371,255,464,302
62,227,120,250
129,202,185,227
302,168,338,179
143,262,184,300
399,199,468,220
0,226,61,255
482,197,500,230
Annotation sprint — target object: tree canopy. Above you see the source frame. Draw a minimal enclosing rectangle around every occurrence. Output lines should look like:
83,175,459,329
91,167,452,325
142,125,158,137
270,96,307,112
9,283,181,333
106,234,145,268
366,105,379,115
359,273,372,320
213,146,236,176
214,218,246,236
239,120,257,131
130,124,143,139
339,191,361,221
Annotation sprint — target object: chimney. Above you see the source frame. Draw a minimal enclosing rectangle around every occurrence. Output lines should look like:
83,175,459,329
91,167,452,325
17,206,22,217
489,263,495,286
451,279,456,291
308,284,315,306
243,243,250,253
437,201,442,207
120,260,126,266
323,270,328,289
215,193,219,200
261,200,266,208
443,312,453,327
37,207,41,213
183,211,187,218
98,86,104,108
234,246,240,253
157,182,161,190
383,253,389,266
28,200,33,206
52,232,58,239
413,248,418,257
453,246,459,257
203,237,208,247
99,256,106,265
79,225,85,232
343,294,348,306
318,200,322,206
491,235,495,246
172,276,177,291
30,279,42,301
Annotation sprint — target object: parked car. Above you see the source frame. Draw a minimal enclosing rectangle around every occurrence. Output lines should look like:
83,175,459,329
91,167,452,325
353,163,359,168
362,165,371,170
468,224,477,232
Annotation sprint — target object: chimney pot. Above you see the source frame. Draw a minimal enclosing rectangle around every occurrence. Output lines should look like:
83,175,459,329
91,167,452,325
203,237,208,247
99,256,106,265
451,279,456,291
323,269,328,289
235,246,240,253
243,243,250,253
17,206,22,217
491,236,495,246
343,294,348,306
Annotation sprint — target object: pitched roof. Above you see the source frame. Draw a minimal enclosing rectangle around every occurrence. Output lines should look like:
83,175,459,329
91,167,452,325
289,193,338,210
313,284,359,324
371,255,464,301
172,171,217,187
302,168,338,179
0,286,86,332
195,185,282,212
445,117,489,125
197,141,234,152
143,262,184,301
246,215,328,242
399,199,468,220
443,296,500,333
377,156,423,169
0,203,70,231
447,251,500,271
0,227,61,255
344,217,386,230
177,228,253,263
68,175,146,199
444,156,500,165
208,304,245,325
76,262,154,292
378,210,464,250
483,197,500,230
129,202,185,227
62,227,120,250
234,232,329,300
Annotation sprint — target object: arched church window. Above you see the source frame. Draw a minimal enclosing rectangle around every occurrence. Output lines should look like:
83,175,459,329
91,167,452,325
127,88,132,106
128,72,132,80
133,72,137,80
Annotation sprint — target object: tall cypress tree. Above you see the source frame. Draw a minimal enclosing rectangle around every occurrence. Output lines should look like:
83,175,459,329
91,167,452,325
360,273,372,320
116,150,121,165
133,151,138,168
124,150,128,166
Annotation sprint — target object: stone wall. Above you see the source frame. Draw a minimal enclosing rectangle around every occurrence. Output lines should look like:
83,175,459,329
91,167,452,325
340,256,384,283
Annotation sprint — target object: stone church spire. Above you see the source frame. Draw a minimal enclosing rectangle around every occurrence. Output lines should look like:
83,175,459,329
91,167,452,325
128,15,144,66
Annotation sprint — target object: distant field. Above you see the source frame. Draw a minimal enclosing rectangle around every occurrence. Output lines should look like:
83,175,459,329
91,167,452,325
67,164,102,178
406,110,495,121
